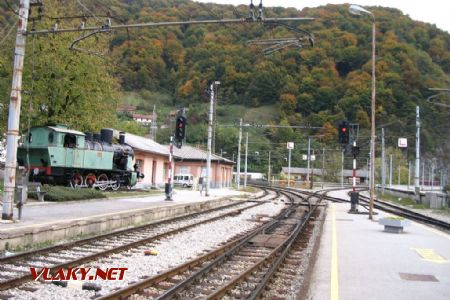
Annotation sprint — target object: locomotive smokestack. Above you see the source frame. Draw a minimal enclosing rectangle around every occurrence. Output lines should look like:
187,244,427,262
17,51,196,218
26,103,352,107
100,129,113,144
84,132,93,142
119,132,125,145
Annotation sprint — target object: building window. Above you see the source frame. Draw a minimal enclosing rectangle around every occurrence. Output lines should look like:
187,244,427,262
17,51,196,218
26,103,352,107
179,166,189,174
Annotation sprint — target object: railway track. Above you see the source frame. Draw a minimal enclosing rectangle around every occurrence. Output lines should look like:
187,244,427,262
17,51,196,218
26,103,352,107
276,184,449,232
358,194,450,231
0,189,277,295
97,188,334,300
293,185,449,231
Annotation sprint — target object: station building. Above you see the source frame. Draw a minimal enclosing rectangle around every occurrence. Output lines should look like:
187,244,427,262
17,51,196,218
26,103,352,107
115,131,233,188
172,145,234,188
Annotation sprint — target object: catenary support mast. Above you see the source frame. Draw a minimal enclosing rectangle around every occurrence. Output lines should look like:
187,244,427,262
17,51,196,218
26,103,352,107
2,0,31,220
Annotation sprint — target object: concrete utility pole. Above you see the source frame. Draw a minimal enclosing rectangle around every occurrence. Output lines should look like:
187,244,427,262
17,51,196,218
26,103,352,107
150,105,157,140
408,161,411,190
389,154,393,187
352,141,357,192
244,132,248,188
367,157,370,190
422,161,425,190
341,150,344,187
287,146,292,187
349,4,377,219
236,118,242,190
206,81,219,196
381,128,386,194
2,0,31,220
431,158,435,190
165,136,174,201
414,106,420,193
306,137,311,183
322,148,325,189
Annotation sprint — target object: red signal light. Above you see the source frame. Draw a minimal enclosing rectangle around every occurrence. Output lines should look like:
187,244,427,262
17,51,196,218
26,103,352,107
342,127,346,132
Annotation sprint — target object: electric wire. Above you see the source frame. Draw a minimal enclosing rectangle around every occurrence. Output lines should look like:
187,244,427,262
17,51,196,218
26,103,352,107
0,20,18,47
4,0,19,16
76,0,100,22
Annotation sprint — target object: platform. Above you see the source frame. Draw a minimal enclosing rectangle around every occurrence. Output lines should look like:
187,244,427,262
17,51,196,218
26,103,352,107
308,190,450,300
0,188,251,251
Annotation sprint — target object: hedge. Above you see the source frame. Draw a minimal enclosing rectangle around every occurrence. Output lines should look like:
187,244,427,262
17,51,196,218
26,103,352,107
29,185,106,202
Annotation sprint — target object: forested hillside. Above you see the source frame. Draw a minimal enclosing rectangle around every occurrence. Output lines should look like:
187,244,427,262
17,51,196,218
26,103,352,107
0,0,449,173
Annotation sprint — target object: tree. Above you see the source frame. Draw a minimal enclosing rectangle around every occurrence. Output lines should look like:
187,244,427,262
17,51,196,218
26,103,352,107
0,0,120,133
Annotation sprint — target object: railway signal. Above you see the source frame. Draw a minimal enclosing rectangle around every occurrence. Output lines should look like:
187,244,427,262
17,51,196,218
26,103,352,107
175,115,186,147
338,121,350,145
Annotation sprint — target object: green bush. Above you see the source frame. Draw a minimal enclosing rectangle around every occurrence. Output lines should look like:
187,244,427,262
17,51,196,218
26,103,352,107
30,185,106,202
444,183,450,193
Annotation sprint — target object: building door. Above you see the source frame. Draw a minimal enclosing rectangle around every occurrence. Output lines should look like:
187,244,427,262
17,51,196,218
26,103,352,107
151,160,156,185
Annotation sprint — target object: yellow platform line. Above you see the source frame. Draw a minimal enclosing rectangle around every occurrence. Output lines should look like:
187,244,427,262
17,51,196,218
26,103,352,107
331,203,339,300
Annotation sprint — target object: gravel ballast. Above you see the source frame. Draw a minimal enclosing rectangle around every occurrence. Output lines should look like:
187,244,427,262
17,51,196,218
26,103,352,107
3,200,287,299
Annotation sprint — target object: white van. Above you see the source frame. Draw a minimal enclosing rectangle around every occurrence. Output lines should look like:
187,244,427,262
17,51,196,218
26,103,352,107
174,174,194,187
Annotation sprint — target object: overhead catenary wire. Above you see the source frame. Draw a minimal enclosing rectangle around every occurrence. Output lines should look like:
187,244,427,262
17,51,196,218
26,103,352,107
26,17,315,35
4,0,19,16
0,19,18,47
75,0,100,22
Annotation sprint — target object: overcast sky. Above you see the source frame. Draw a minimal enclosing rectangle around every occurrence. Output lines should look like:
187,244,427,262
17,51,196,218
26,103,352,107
194,0,450,33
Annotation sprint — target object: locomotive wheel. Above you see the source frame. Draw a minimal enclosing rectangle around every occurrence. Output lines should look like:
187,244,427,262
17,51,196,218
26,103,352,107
85,173,97,188
70,173,84,188
111,176,120,191
97,173,109,191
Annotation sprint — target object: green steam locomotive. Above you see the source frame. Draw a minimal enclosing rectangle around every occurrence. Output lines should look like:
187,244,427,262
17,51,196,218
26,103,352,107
17,124,140,190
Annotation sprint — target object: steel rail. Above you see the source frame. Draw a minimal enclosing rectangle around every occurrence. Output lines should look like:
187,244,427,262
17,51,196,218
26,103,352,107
205,191,321,300
0,193,268,264
358,194,450,231
97,188,294,300
0,191,272,291
151,189,316,299
247,189,328,299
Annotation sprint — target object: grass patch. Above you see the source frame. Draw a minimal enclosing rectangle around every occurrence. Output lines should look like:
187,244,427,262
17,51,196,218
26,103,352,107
379,194,450,216
27,185,164,202
378,194,427,209
29,185,107,202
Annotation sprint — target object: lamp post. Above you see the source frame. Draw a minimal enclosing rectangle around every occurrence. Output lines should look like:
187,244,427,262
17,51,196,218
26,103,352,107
349,4,376,220
206,81,220,196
